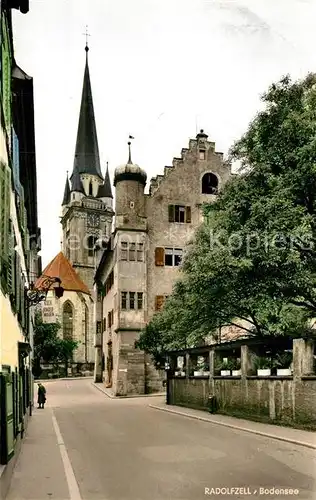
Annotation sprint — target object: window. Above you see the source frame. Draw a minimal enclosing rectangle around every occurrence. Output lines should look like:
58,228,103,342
105,270,114,295
89,181,93,196
137,292,143,310
202,172,218,194
168,205,191,223
63,302,74,340
129,292,135,309
155,247,183,267
121,291,143,310
103,317,106,331
120,241,128,260
137,243,144,261
108,309,114,327
129,243,136,261
120,241,143,261
199,150,206,160
88,235,97,257
121,291,127,309
155,295,169,311
165,248,173,266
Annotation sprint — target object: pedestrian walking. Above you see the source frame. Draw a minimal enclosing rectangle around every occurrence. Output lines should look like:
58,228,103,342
37,382,46,409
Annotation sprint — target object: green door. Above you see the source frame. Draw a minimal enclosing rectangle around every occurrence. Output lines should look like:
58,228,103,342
0,373,15,464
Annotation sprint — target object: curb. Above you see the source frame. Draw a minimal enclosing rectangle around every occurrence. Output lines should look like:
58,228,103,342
92,382,113,398
149,405,316,450
35,377,93,382
91,382,166,399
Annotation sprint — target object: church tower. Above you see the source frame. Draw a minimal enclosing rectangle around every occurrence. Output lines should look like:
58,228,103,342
60,44,114,292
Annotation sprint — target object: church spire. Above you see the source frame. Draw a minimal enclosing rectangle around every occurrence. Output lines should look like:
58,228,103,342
71,167,85,194
97,162,113,199
71,44,103,181
62,172,71,205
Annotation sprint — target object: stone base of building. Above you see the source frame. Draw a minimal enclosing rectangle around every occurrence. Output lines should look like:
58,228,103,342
112,350,165,397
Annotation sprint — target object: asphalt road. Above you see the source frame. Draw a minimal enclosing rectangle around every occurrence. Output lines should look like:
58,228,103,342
7,379,316,500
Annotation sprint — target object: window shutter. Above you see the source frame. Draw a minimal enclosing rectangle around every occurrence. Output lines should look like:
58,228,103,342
21,274,25,328
0,163,11,264
155,295,164,311
16,253,21,315
185,206,191,223
155,247,165,266
8,220,14,293
168,205,175,222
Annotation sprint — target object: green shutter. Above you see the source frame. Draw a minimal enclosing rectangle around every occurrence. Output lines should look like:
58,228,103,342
0,163,11,292
1,15,12,135
7,220,14,294
21,274,25,328
15,253,21,316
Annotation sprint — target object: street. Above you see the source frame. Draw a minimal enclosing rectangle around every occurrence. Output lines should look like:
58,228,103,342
6,379,316,500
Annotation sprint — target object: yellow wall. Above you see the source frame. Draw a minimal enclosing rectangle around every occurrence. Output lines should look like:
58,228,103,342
0,291,25,370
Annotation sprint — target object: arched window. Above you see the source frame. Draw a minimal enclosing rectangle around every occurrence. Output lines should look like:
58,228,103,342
63,301,73,341
202,172,218,194
88,235,97,257
89,181,93,196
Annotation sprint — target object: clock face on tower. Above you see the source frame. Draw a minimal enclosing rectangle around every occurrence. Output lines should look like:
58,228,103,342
87,213,100,228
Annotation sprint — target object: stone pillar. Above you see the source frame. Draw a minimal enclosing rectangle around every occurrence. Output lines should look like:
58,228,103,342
293,338,314,377
241,345,255,377
185,353,190,378
293,339,304,378
209,350,215,378
303,339,314,375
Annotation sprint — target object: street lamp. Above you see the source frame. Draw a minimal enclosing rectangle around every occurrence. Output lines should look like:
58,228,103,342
26,275,64,307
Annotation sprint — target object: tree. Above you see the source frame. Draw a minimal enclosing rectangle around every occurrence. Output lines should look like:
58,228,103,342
33,312,78,378
137,73,316,365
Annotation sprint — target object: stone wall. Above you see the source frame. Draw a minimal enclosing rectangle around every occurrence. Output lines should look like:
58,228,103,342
167,339,316,428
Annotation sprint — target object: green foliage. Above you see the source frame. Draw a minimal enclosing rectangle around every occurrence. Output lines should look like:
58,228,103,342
33,312,78,377
253,356,271,370
137,73,316,365
274,352,292,369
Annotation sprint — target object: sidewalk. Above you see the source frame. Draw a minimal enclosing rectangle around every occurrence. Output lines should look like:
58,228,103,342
149,402,316,450
92,381,166,399
5,407,70,500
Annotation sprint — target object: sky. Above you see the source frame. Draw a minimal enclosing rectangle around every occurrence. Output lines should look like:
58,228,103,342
12,0,316,267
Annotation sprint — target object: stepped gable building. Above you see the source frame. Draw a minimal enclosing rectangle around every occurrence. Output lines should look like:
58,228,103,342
94,130,232,396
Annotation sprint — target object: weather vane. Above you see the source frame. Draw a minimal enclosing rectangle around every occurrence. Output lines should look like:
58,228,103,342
83,25,91,49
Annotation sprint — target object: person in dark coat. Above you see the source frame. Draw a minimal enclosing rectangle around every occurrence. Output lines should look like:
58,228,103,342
37,383,46,409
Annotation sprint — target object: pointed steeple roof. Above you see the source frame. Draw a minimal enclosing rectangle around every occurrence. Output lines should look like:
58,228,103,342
71,168,85,194
71,46,103,181
62,173,71,205
35,252,90,294
97,163,113,198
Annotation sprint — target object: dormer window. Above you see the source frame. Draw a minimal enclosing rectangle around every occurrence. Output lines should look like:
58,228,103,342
202,172,218,194
199,150,206,160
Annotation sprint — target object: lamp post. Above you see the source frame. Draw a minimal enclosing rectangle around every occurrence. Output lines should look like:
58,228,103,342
26,275,64,307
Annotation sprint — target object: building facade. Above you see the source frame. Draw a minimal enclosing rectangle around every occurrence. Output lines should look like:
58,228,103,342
94,131,232,396
0,0,41,476
36,252,94,371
